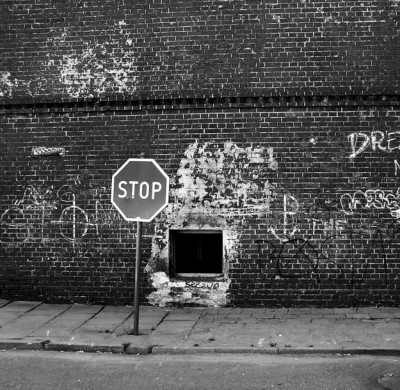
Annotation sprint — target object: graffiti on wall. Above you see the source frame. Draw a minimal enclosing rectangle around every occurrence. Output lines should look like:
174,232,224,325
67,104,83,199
257,196,400,287
349,130,400,174
340,188,400,218
0,183,135,251
146,131,400,304
253,126,400,287
268,194,300,242
3,124,400,305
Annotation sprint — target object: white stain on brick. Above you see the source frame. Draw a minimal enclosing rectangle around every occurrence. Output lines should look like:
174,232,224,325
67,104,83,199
0,72,16,97
59,49,137,97
47,23,138,98
175,140,278,210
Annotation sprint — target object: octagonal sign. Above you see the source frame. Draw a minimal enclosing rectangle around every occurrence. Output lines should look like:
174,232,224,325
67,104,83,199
111,159,169,222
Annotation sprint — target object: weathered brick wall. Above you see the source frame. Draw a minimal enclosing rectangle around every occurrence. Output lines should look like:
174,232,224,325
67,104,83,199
1,0,400,306
1,0,399,101
1,101,400,306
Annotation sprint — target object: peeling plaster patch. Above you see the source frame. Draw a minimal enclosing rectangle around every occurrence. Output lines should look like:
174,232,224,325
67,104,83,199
47,23,138,98
147,272,230,307
175,140,278,211
147,140,278,307
147,229,238,307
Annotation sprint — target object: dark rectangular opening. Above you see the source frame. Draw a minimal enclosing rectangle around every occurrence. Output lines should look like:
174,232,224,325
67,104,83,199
170,230,223,277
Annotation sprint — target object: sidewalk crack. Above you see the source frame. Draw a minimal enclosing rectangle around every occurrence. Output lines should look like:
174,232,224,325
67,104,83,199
29,304,73,335
72,306,105,332
111,309,136,333
154,311,170,329
184,312,204,340
0,300,11,309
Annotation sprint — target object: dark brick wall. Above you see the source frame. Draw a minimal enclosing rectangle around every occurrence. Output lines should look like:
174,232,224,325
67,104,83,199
1,0,399,101
1,0,400,306
1,101,400,306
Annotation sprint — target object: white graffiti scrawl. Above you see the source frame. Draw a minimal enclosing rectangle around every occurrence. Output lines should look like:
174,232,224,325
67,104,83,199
340,188,400,218
348,131,400,158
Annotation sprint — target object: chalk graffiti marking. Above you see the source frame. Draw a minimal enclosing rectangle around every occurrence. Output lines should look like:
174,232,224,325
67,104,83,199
0,207,31,245
57,197,89,243
0,184,133,248
348,131,400,158
268,194,299,242
340,188,400,218
348,131,400,174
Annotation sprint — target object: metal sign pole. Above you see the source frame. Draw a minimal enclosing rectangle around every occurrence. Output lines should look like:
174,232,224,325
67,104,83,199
111,153,169,336
133,220,142,335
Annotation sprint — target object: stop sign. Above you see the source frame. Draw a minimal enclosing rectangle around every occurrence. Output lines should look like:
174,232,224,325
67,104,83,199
111,158,169,222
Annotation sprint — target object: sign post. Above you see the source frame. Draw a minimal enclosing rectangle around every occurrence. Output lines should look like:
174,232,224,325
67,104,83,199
111,158,169,335
134,220,141,335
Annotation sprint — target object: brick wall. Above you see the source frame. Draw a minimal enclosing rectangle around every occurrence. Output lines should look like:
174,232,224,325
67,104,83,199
1,100,400,306
1,0,399,101
1,0,400,307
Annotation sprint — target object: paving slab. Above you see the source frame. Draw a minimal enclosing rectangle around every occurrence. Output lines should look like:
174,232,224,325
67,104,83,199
0,304,70,339
0,301,42,326
0,302,400,356
115,308,168,336
149,310,199,349
64,306,134,346
29,304,102,339
0,301,42,312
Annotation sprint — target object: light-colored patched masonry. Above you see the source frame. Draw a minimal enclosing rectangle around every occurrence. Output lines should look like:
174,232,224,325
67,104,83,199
147,140,279,307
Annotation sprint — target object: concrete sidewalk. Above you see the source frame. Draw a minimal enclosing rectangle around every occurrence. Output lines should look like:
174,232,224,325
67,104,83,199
0,299,400,355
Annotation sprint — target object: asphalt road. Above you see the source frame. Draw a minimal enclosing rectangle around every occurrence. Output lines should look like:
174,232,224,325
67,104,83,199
0,350,400,389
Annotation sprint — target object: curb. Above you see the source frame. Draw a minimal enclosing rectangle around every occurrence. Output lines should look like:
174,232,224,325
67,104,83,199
145,346,400,356
0,340,152,355
150,346,400,356
44,343,125,354
44,341,152,355
1,340,400,357
0,340,45,351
